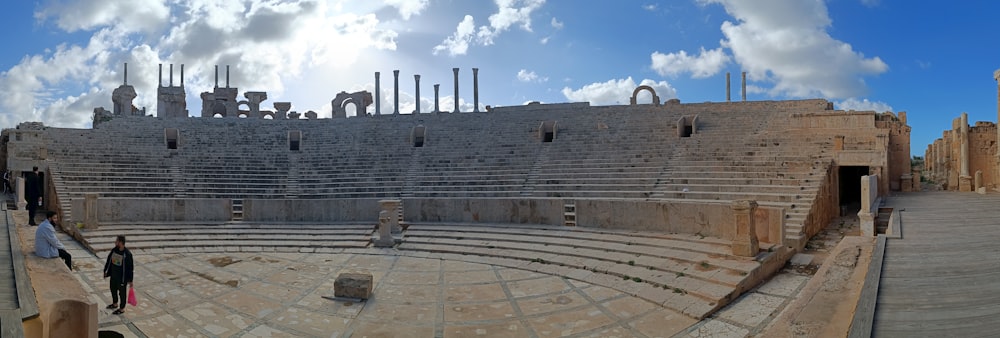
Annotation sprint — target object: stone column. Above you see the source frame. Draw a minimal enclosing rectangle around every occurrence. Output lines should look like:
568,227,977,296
975,170,984,194
995,69,1000,188
731,200,759,257
726,72,731,102
473,68,480,112
15,177,25,210
393,70,400,115
453,68,460,113
84,193,98,229
374,72,381,115
414,75,421,114
433,84,440,113
858,175,876,236
959,113,972,191
741,71,747,102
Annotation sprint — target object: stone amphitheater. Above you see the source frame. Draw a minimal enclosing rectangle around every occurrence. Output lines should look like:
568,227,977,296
0,65,916,337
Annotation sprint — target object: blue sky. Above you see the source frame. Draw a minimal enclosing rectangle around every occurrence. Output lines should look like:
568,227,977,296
0,0,997,156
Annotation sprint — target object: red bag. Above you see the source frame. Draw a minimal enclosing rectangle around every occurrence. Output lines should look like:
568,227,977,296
127,287,137,306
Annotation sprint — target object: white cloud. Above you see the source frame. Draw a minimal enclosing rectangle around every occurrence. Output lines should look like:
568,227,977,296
643,4,659,11
517,69,547,83
550,17,563,29
561,77,677,105
1,1,409,129
699,0,888,98
432,15,476,56
34,0,170,33
384,0,429,20
435,0,546,55
651,47,730,79
836,98,893,113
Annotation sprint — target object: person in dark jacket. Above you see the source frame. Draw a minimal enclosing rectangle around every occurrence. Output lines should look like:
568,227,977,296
103,235,134,315
24,166,42,226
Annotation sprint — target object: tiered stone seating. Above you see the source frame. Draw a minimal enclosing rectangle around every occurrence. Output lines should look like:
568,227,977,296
395,222,785,319
76,219,783,320
526,107,676,198
39,100,837,250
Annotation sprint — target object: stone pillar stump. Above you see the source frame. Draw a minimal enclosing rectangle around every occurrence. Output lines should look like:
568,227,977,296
731,200,759,257
374,199,403,247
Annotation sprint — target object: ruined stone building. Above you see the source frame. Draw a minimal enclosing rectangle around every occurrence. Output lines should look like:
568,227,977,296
925,73,1000,192
2,64,911,330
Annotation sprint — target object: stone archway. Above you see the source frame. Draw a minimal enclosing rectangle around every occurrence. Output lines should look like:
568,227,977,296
630,85,660,106
332,91,374,118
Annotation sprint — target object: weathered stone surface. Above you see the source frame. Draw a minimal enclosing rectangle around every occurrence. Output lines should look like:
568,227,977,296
335,272,373,300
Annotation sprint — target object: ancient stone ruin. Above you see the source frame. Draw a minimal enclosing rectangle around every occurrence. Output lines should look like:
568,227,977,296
2,63,913,335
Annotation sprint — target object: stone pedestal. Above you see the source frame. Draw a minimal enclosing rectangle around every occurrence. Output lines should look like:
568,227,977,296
974,170,983,191
858,210,876,237
900,174,913,192
15,177,26,210
334,272,373,300
731,200,759,257
83,194,98,230
959,175,972,192
374,199,403,247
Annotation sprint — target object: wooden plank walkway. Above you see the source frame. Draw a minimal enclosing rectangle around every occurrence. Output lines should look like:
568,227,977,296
874,191,1000,337
1,206,30,336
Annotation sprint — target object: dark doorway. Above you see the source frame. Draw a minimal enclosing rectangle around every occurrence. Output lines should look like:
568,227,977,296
838,166,869,216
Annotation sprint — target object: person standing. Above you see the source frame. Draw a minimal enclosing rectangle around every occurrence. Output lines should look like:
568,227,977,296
103,235,134,315
24,166,42,226
34,211,72,270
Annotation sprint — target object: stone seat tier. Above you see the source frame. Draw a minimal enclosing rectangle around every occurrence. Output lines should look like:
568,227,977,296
397,222,784,319
79,222,375,253
656,184,819,194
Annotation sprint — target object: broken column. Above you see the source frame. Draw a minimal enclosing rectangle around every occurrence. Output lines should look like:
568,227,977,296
374,199,403,247
858,175,877,236
731,200,759,257
374,72,381,115
453,68,460,113
393,70,400,115
84,193,98,229
414,75,421,114
433,84,440,113
976,170,985,194
16,177,25,211
473,68,480,112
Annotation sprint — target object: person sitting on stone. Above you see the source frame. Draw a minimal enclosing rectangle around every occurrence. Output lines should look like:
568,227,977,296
35,211,72,271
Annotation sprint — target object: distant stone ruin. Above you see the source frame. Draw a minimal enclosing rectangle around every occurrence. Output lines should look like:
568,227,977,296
924,70,1000,193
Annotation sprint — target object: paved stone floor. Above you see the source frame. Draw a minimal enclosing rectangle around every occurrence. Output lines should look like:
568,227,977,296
51,227,840,338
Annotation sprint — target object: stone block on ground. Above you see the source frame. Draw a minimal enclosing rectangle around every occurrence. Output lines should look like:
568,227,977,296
335,272,373,300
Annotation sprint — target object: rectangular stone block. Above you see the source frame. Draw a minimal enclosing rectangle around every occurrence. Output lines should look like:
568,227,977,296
335,272,373,300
